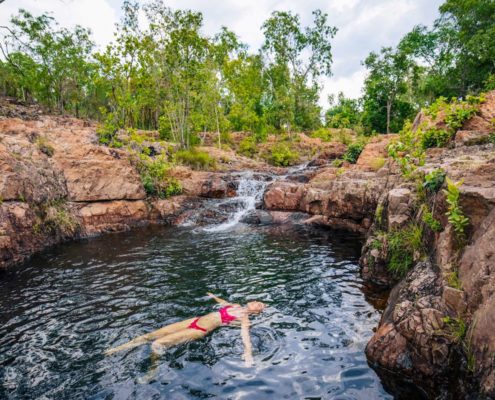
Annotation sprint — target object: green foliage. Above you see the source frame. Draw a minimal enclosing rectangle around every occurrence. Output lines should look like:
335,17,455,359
375,205,384,226
36,136,55,157
420,128,452,149
421,206,442,232
325,92,362,129
343,142,365,164
310,128,333,142
33,200,80,237
97,117,123,148
0,9,96,116
370,157,386,171
239,136,257,157
261,10,337,131
175,148,216,170
423,168,446,193
331,158,343,168
137,155,182,198
371,238,383,251
387,223,424,277
442,316,467,343
335,130,353,145
268,144,299,166
447,271,462,290
443,178,469,236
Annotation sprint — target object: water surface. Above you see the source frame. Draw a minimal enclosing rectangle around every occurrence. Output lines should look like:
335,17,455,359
0,224,392,399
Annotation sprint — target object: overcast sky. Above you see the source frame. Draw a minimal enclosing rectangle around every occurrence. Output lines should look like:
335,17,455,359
0,0,443,107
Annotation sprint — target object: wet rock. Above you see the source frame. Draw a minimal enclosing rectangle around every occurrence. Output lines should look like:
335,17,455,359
366,261,453,380
240,210,273,225
74,200,149,235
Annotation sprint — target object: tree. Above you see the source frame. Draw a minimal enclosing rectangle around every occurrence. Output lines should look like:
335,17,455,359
362,47,415,133
325,92,361,129
261,10,337,131
0,9,95,115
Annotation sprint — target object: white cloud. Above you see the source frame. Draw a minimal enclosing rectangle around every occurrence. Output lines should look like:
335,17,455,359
0,0,118,50
321,68,367,108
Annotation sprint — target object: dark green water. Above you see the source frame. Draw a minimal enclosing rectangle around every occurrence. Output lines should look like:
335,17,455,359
0,224,394,399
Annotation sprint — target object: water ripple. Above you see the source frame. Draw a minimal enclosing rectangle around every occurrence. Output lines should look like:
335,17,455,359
0,224,392,399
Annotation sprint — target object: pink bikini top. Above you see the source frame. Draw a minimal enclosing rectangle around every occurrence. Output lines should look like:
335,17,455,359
219,305,238,325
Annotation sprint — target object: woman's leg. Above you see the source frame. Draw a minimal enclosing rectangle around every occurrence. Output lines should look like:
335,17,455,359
105,318,198,355
151,329,207,355
143,329,207,382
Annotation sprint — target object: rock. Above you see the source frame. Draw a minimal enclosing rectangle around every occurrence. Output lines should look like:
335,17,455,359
455,130,493,147
386,188,415,230
356,134,397,171
263,182,305,211
463,91,495,132
240,210,273,225
74,200,149,235
52,145,145,202
366,262,453,381
458,208,495,396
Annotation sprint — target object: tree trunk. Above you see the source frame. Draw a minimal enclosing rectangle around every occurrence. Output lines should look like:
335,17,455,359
386,100,392,134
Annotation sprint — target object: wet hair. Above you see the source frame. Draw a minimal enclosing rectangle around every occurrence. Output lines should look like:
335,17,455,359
246,301,266,313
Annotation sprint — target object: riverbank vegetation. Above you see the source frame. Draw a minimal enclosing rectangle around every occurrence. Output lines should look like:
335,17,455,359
1,0,493,148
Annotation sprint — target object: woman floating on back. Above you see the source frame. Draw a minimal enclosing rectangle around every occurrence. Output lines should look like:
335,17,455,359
105,293,266,367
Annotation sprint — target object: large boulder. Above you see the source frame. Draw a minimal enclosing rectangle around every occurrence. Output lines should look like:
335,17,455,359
366,262,456,392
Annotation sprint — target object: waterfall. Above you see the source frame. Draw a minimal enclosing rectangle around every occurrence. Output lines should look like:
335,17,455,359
203,172,267,232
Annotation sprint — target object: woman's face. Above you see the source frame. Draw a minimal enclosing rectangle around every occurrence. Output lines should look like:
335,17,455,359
246,301,266,313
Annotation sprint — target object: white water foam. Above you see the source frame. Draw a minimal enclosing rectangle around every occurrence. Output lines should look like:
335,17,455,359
203,172,267,232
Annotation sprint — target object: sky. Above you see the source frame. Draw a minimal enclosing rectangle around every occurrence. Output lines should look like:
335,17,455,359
0,0,444,107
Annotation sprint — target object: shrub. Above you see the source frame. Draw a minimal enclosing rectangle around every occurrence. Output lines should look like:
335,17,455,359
97,118,123,148
375,205,384,226
370,157,386,171
239,136,257,158
421,206,442,232
310,128,332,142
387,223,424,277
420,128,452,149
447,271,462,290
442,316,467,343
331,158,343,167
175,148,216,170
33,200,80,237
423,168,446,193
268,144,299,167
36,136,55,157
136,155,182,198
343,142,365,164
443,178,469,236
335,129,353,145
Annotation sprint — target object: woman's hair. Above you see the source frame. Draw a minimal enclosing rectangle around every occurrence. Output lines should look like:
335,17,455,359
246,301,266,313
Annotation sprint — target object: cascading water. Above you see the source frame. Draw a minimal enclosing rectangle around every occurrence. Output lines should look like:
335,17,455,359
203,172,267,232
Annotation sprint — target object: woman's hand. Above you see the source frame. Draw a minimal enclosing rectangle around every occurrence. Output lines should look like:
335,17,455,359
206,292,230,305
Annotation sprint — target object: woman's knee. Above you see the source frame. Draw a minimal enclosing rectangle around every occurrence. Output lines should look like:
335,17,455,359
151,340,166,355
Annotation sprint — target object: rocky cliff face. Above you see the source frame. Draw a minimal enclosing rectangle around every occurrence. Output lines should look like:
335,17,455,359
0,112,269,269
262,93,495,398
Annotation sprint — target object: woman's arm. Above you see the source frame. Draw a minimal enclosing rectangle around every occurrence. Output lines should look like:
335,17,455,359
241,314,253,367
207,292,230,305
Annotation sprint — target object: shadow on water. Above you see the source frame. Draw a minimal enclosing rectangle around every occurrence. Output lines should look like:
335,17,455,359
0,223,416,399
